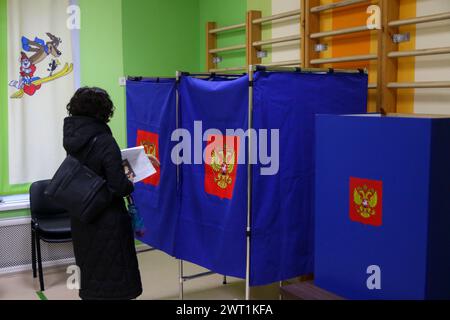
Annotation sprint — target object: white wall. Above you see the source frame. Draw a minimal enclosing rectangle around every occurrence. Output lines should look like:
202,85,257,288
271,0,301,63
414,0,450,115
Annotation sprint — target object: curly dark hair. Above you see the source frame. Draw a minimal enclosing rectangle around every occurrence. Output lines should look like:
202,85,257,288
66,87,115,123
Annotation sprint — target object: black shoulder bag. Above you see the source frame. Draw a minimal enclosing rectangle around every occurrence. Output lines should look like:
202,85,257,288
45,136,112,223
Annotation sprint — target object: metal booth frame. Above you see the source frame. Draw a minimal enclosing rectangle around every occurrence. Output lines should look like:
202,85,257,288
174,66,366,300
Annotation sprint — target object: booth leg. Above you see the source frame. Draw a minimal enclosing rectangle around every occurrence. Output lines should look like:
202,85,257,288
245,66,254,301
279,281,282,300
223,276,227,285
179,260,184,300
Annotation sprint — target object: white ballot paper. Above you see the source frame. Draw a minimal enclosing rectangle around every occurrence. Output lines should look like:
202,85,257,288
121,146,156,183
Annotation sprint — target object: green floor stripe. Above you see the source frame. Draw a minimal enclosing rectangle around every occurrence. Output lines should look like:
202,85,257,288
36,291,48,300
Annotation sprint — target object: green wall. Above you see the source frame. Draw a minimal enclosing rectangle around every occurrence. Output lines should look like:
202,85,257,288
122,0,200,77
122,0,272,73
247,0,272,18
0,0,29,196
1,0,273,219
198,0,247,71
79,0,127,148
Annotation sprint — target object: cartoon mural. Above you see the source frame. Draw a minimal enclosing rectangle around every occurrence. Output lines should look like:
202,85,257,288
8,33,73,99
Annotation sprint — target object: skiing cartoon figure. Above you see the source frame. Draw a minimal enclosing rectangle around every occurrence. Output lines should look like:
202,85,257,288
8,33,73,99
9,52,42,96
21,33,62,65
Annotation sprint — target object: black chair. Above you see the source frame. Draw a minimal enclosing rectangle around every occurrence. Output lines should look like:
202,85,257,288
30,180,72,292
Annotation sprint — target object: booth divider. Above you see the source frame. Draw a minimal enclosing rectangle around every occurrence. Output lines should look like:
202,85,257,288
126,66,368,300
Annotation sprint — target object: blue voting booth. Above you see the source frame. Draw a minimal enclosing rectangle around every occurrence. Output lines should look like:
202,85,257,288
126,70,368,287
315,114,450,300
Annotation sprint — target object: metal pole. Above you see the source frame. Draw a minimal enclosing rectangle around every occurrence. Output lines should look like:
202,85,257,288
178,71,245,78
175,71,181,188
183,271,215,281
179,260,184,300
245,65,254,301
279,281,282,300
176,71,184,301
255,65,367,74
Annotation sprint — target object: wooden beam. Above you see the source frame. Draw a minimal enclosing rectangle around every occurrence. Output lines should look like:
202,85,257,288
311,54,378,65
209,23,246,34
247,10,262,67
310,0,373,13
261,60,302,67
375,2,384,112
206,22,217,72
253,34,301,47
300,0,306,67
252,9,301,24
310,25,371,39
304,0,321,68
388,81,450,89
380,0,399,113
209,44,246,54
389,11,450,27
209,66,247,73
388,46,450,58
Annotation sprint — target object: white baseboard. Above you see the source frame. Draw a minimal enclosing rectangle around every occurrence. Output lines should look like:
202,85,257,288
0,257,76,276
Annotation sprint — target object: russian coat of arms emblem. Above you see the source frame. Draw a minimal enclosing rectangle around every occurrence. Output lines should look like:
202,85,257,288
210,145,236,190
350,177,383,227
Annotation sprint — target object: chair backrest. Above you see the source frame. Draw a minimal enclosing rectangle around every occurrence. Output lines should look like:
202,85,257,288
30,180,68,219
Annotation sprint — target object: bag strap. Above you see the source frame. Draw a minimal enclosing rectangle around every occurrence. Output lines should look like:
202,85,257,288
81,133,108,165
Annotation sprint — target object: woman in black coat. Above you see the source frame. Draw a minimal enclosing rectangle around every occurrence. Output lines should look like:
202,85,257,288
63,87,142,300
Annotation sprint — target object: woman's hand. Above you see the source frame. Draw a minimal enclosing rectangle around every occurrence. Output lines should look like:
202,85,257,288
148,155,160,169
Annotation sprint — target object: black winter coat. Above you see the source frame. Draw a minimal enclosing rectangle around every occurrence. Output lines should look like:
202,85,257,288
63,116,142,300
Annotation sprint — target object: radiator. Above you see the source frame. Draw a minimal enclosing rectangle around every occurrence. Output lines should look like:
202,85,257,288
0,218,75,275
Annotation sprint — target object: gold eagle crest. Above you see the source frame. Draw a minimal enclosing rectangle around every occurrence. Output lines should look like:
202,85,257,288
210,145,236,189
353,185,378,219
141,141,156,157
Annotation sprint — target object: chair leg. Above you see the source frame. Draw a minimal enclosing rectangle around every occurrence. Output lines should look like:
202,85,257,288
31,226,37,278
35,233,45,292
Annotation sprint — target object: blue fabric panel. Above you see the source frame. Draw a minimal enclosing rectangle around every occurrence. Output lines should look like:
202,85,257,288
174,76,249,278
126,79,178,255
251,71,368,285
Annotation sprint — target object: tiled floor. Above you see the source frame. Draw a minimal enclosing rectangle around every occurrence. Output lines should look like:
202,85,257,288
0,249,278,300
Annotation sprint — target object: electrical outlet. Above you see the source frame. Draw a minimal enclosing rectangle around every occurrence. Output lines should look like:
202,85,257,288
119,77,127,87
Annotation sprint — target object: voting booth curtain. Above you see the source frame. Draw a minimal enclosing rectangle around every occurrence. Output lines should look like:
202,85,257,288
126,79,178,255
175,76,249,279
126,71,368,286
251,71,368,285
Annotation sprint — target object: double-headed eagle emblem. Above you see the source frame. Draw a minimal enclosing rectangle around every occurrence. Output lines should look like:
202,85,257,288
210,145,236,189
353,185,378,219
141,141,156,157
